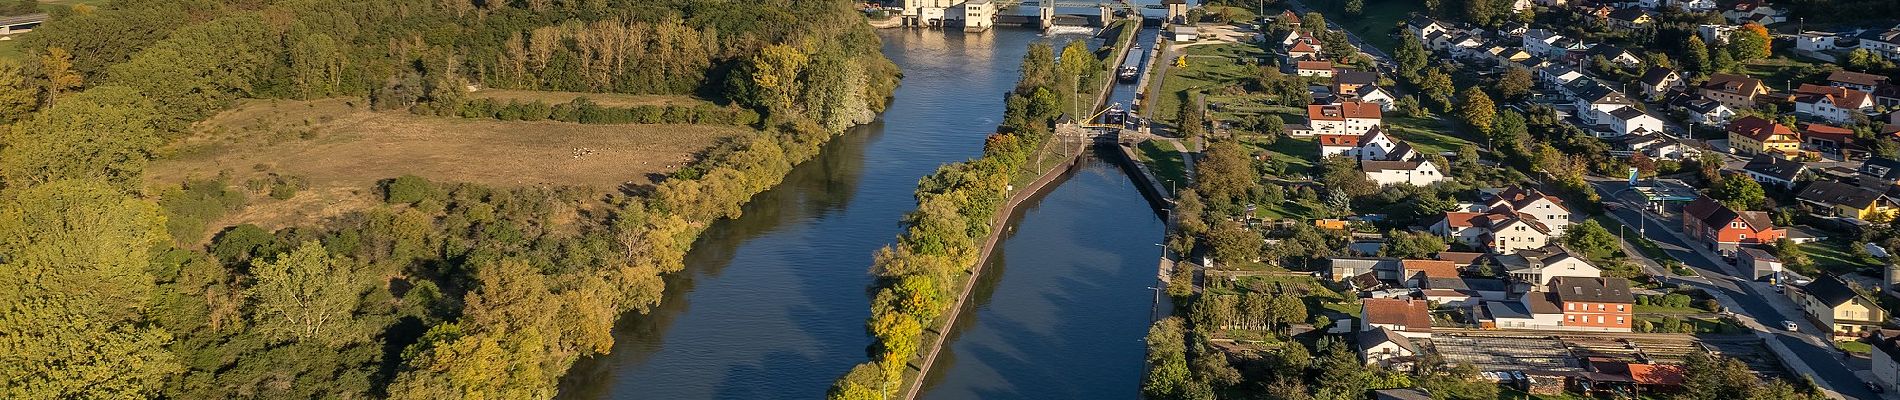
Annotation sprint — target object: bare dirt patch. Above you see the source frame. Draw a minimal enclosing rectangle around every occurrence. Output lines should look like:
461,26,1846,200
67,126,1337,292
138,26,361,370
149,98,747,231
466,89,710,108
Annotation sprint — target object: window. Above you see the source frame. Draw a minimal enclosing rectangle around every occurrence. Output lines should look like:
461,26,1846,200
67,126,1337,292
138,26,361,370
1596,316,1604,323
1617,317,1625,324
1617,305,1625,311
1567,303,1575,311
1597,304,1605,311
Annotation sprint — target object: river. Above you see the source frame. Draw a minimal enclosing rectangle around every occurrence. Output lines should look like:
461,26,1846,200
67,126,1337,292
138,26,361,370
560,20,1162,400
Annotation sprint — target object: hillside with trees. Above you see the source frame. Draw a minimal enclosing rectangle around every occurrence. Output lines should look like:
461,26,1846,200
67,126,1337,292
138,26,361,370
0,0,897,398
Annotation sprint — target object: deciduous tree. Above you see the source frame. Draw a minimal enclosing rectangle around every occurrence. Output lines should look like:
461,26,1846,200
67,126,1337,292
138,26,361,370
246,241,369,345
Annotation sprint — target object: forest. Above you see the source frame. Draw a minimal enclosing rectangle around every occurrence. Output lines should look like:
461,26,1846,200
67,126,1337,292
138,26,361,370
0,0,897,398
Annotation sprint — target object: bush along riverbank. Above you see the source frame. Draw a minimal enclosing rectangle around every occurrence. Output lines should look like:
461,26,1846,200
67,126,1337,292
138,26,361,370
827,31,1128,400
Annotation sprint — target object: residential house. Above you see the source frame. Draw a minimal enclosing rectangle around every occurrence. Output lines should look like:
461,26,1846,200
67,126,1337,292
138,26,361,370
1700,73,1766,109
1318,133,1364,158
1682,196,1785,253
1857,27,1900,61
1737,247,1782,280
1877,85,1900,108
1740,155,1806,189
1859,157,1900,190
1869,331,1900,393
1306,101,1382,136
1483,294,1565,329
1790,274,1887,336
1334,70,1380,94
1352,127,1419,161
1573,80,1636,128
1357,327,1420,369
1602,106,1664,137
1698,24,1738,46
1538,65,1586,87
1350,85,1398,111
1419,277,1510,305
1362,160,1448,187
1793,84,1874,124
1673,96,1735,126
1488,186,1573,234
1549,277,1636,332
1494,245,1601,290
1726,115,1800,156
1608,8,1654,30
1585,44,1643,68
1406,15,1451,42
1608,133,1700,160
1287,40,1320,60
1489,46,1535,64
1361,298,1433,338
1638,67,1682,101
1295,60,1335,77
1668,0,1716,12
1794,31,1840,52
1802,123,1869,159
1797,180,1896,220
1826,70,1890,93
1430,209,1557,254
1723,0,1786,25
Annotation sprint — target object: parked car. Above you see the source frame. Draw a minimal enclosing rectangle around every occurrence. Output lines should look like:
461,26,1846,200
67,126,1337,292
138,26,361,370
1783,320,1799,331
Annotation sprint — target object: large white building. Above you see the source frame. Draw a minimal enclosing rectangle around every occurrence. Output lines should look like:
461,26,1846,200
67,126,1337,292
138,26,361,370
901,0,995,29
1362,160,1447,187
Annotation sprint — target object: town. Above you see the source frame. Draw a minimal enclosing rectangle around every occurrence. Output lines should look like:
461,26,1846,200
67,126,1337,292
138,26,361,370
1116,0,1900,398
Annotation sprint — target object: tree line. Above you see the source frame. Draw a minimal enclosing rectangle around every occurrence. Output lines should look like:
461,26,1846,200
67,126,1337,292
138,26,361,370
422,97,764,126
0,0,899,398
827,36,1118,399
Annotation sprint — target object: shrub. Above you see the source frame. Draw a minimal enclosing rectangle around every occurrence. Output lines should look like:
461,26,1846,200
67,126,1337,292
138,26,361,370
383,175,432,204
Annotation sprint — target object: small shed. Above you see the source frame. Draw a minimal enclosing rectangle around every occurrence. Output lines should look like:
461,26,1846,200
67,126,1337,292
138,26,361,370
1172,26,1199,42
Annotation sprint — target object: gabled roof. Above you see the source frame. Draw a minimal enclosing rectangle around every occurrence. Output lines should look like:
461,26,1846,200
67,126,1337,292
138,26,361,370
1702,73,1763,95
1640,67,1678,86
1684,196,1773,230
1296,60,1334,70
1608,8,1650,22
1802,123,1854,137
1362,298,1433,331
1549,277,1634,304
1802,274,1865,307
1435,251,1487,266
1794,84,1871,107
1317,133,1362,147
1727,115,1797,142
1355,84,1393,98
1572,79,1630,104
1827,70,1891,87
1440,212,1487,228
1308,101,1381,120
1609,106,1649,121
1626,364,1686,386
1335,69,1380,86
1361,160,1428,172
1494,244,1582,273
1492,186,1566,210
1798,180,1886,210
1742,155,1805,182
1402,259,1462,279
1288,40,1318,53
1357,326,1419,354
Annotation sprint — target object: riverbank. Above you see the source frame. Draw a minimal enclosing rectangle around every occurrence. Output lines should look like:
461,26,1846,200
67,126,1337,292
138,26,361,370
827,20,1147,400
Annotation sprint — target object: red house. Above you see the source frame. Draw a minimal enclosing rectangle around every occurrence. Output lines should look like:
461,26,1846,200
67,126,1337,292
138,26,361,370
1682,196,1783,253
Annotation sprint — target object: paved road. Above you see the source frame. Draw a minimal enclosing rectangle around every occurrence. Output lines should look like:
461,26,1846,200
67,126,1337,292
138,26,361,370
1589,178,1882,399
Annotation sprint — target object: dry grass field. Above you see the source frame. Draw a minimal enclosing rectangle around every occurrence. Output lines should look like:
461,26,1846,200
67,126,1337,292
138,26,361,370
149,98,748,231
466,89,710,108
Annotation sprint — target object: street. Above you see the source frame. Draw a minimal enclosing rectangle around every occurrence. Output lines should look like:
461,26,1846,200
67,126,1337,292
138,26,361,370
1590,178,1883,399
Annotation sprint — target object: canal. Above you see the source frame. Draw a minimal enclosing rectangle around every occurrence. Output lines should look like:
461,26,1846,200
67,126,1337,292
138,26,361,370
562,26,1151,399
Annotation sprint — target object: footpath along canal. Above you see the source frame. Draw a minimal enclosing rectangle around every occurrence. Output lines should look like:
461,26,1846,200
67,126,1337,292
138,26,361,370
561,26,1158,399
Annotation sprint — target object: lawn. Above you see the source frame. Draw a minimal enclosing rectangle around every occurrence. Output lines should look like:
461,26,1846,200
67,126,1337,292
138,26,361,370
1154,43,1267,126
1382,115,1473,156
1246,136,1316,177
1136,139,1189,192
1838,340,1873,355
1296,0,1420,53
1634,304,1706,315
1804,239,1878,276
1738,54,1829,92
